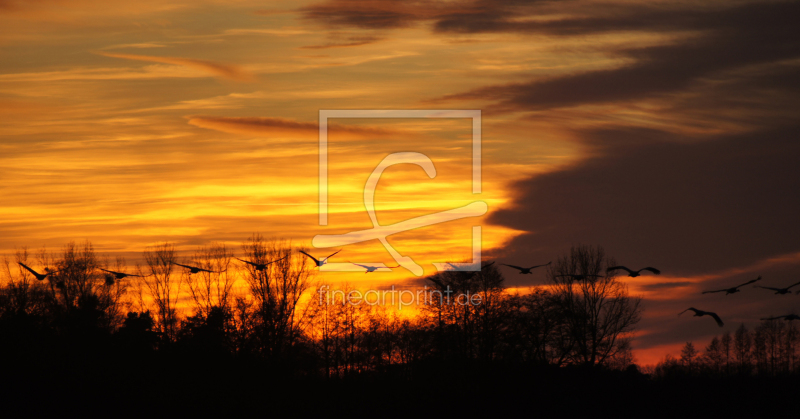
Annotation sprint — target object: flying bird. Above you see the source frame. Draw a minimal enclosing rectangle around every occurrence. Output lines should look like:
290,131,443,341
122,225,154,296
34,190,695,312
351,263,400,273
102,274,116,286
702,276,761,295
761,314,800,321
606,266,661,277
679,308,724,327
18,262,59,281
172,262,224,274
556,274,602,281
447,261,495,271
235,256,286,271
99,268,143,280
754,281,800,295
299,250,341,267
502,261,551,274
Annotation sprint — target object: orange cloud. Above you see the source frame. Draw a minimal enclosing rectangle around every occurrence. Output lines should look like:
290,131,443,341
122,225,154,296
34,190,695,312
188,116,317,137
187,116,398,139
95,52,254,82
301,35,383,49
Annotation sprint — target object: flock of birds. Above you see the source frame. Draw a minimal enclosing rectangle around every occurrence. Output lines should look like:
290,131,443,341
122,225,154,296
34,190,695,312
681,275,800,327
17,254,800,328
501,261,800,329
14,249,349,287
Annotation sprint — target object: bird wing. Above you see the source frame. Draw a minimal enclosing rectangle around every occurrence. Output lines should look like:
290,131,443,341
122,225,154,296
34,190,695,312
736,276,762,288
351,263,370,269
299,250,320,264
755,286,782,291
502,264,526,271
323,249,342,261
702,289,726,294
265,256,287,265
708,312,724,327
641,267,661,274
235,257,257,266
483,261,496,268
786,281,800,290
174,263,193,269
760,316,782,321
99,268,120,275
18,262,41,276
527,262,549,270
607,266,633,274
678,308,698,316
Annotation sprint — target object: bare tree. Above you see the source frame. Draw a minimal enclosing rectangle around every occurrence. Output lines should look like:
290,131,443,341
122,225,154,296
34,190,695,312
139,242,180,340
703,337,723,374
184,242,235,317
680,341,699,374
240,234,314,359
97,255,132,331
733,323,752,374
0,248,50,317
547,245,643,367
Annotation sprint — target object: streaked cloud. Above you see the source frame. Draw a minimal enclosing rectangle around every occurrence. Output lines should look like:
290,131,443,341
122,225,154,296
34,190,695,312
186,116,397,139
101,42,168,50
301,35,383,49
95,52,255,82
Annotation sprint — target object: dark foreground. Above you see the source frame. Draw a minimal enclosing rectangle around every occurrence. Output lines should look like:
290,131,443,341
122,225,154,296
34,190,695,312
4,353,799,418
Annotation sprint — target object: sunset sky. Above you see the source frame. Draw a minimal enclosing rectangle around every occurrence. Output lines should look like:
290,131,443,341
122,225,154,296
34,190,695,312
2,0,799,365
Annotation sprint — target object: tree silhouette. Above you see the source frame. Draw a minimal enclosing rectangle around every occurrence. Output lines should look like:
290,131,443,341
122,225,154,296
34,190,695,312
680,341,698,374
547,245,643,367
184,242,235,318
240,234,314,361
733,323,752,374
138,242,180,341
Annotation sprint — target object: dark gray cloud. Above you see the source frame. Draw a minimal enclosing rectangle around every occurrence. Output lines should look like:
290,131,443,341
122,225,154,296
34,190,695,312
436,1,800,110
300,0,432,29
489,123,800,277
304,1,800,111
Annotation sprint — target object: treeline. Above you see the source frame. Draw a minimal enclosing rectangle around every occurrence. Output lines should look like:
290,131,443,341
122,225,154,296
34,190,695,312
0,239,642,378
655,321,800,378
5,239,800,416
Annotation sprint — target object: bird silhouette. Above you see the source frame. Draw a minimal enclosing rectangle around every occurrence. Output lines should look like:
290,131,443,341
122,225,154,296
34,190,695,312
702,276,761,295
235,256,286,271
556,274,602,281
679,307,724,327
761,314,800,321
18,262,59,281
103,274,116,286
172,262,224,274
447,261,495,271
502,261,551,274
351,262,400,273
299,250,341,267
754,280,800,295
99,268,143,280
606,266,661,277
